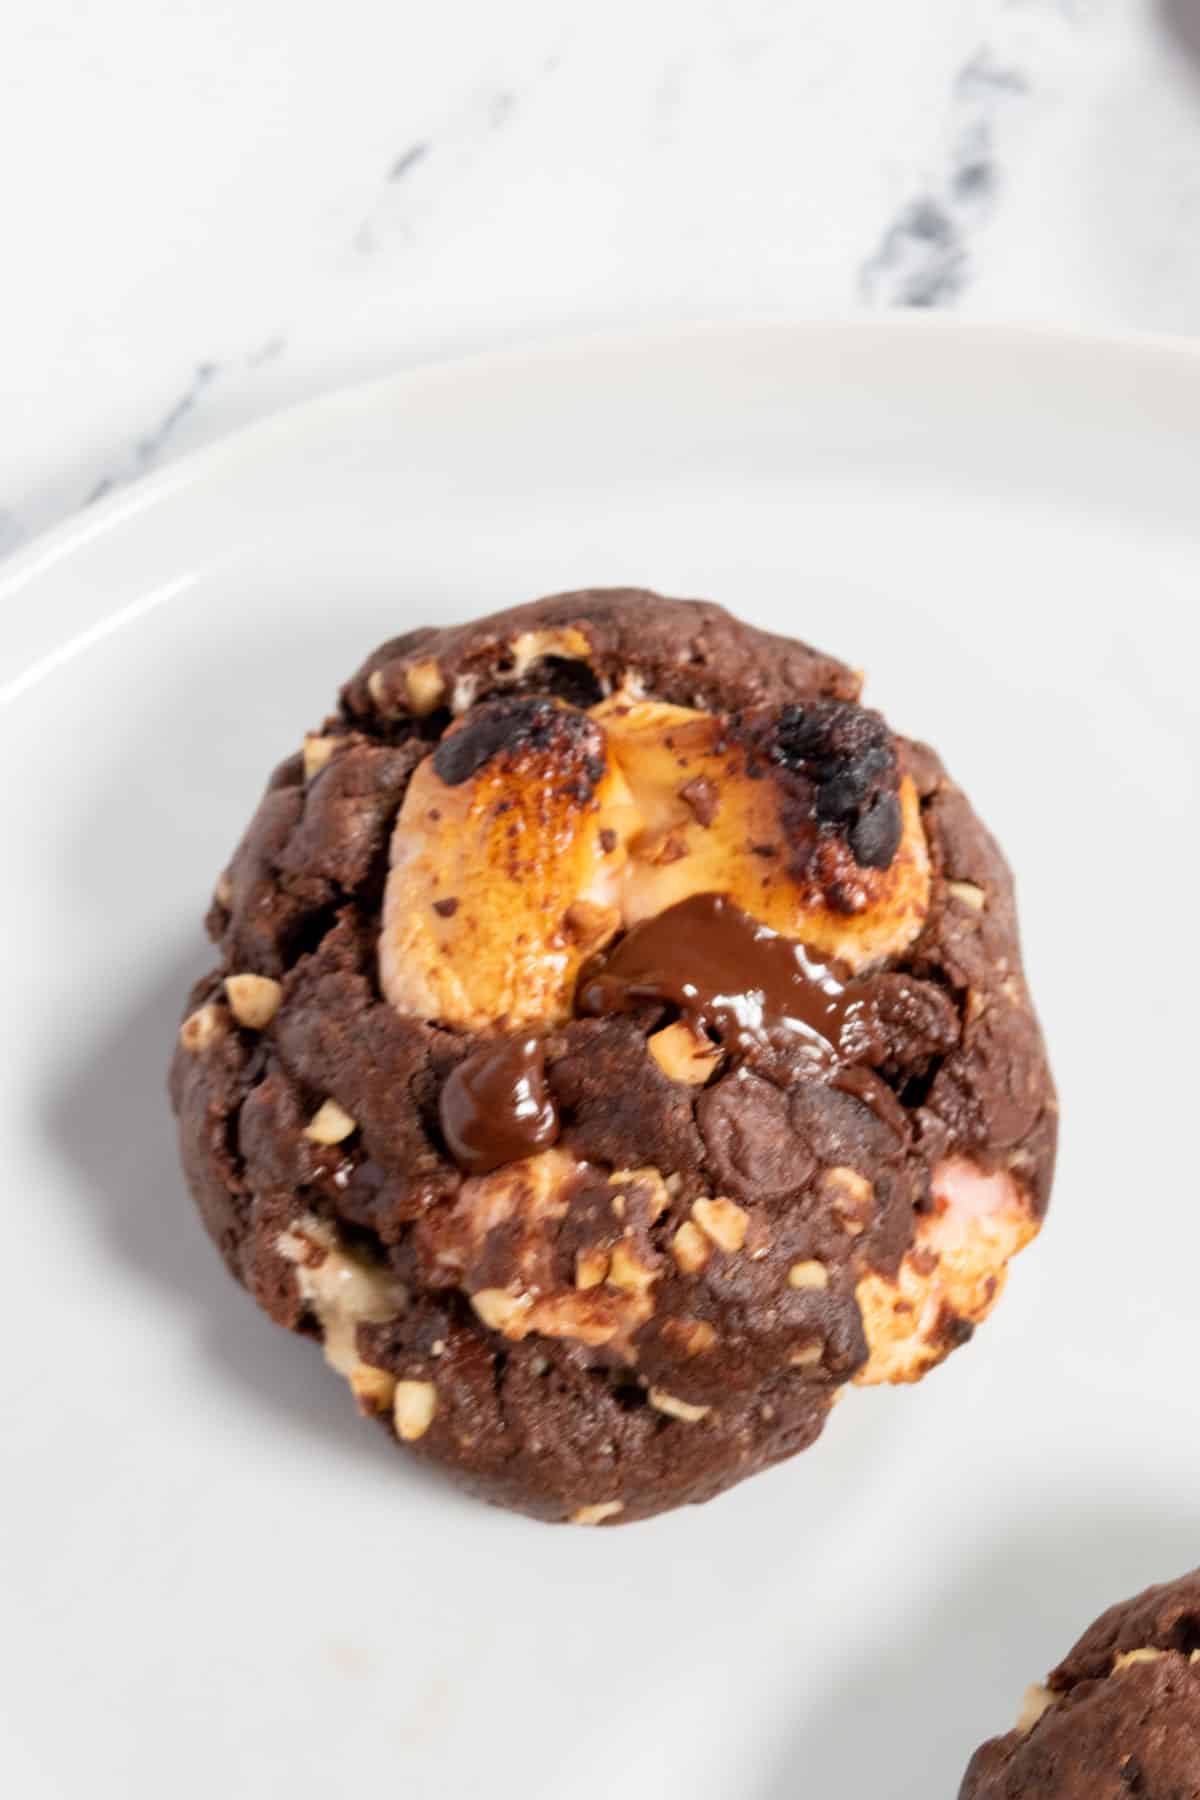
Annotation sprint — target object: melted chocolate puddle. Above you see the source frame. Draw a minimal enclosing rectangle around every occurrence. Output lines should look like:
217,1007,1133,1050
578,892,876,1064
439,1033,560,1175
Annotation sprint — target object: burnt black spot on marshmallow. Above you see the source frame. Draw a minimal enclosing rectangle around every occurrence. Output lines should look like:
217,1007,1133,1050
766,702,902,869
432,696,604,794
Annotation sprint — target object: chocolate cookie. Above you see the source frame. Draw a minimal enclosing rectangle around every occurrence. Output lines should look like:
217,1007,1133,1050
960,1570,1200,1797
169,589,1057,1524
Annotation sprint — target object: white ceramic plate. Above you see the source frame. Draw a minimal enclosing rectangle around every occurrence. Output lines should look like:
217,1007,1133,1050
4,320,1199,1800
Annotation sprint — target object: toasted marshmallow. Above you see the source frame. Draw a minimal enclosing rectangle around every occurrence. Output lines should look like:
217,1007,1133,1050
592,695,929,974
854,1159,1038,1386
381,689,930,1030
380,700,636,1029
418,1148,663,1357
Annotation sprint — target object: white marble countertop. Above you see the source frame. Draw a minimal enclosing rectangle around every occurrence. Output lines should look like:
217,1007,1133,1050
5,0,1200,557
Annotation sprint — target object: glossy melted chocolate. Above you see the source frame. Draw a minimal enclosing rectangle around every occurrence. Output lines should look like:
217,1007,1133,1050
439,1033,560,1175
578,892,874,1069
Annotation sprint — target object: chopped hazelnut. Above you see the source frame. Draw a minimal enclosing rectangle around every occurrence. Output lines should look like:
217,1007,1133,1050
575,1247,610,1291
788,1342,824,1368
947,880,986,911
393,1379,438,1441
662,1316,718,1356
609,1167,671,1222
223,973,283,1031
823,1166,873,1236
563,899,620,952
302,734,337,780
179,1004,223,1053
509,626,591,677
648,1389,711,1423
1016,1686,1055,1733
366,668,387,708
403,659,447,717
471,1288,533,1335
647,1021,723,1086
788,1260,829,1291
214,872,234,909
692,1197,749,1254
672,1220,710,1275
303,1099,358,1145
1113,1648,1164,1674
349,1364,397,1414
571,1500,623,1526
608,1242,657,1297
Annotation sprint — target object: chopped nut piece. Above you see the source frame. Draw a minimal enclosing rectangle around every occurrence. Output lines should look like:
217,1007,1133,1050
509,626,591,677
471,1287,534,1335
575,1247,611,1291
662,1317,718,1356
823,1166,873,1236
1113,1648,1164,1674
223,973,283,1030
788,1342,824,1368
302,733,337,780
277,1218,333,1267
649,1389,711,1423
571,1500,623,1526
788,1260,829,1291
214,872,234,909
947,880,986,911
609,1167,672,1222
648,1020,723,1086
367,668,387,707
403,659,446,717
1016,1685,1055,1733
349,1364,397,1414
303,1099,358,1145
179,1004,223,1053
451,673,479,714
672,1220,710,1274
563,899,621,952
692,1196,749,1254
276,1215,406,1379
608,1242,658,1297
393,1380,438,1441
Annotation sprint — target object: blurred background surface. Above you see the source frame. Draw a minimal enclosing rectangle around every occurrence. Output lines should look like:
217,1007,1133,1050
5,0,1200,551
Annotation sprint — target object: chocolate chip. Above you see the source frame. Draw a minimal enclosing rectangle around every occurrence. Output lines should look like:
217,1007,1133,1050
432,897,459,918
697,1072,815,1200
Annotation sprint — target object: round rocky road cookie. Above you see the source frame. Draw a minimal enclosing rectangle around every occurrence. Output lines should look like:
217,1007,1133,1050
960,1569,1200,1797
169,588,1057,1524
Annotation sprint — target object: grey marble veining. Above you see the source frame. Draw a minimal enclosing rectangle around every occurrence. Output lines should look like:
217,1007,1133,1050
4,0,1200,554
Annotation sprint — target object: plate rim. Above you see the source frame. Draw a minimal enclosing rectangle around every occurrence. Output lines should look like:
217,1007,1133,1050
5,310,1200,700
